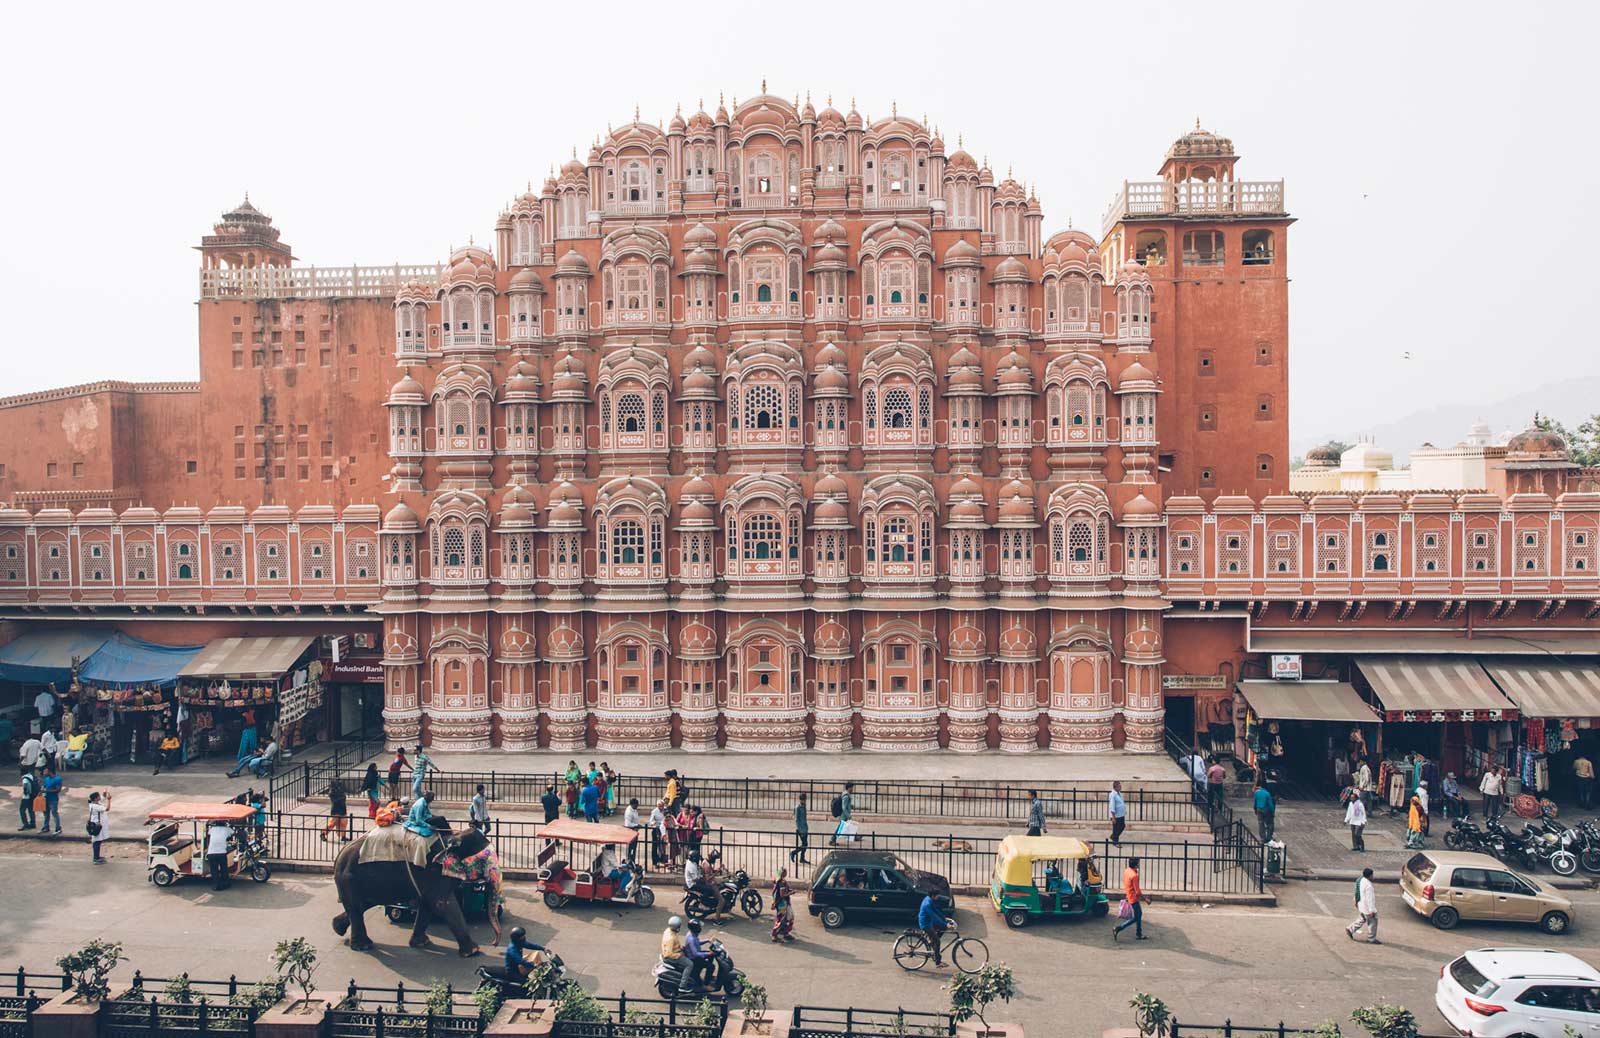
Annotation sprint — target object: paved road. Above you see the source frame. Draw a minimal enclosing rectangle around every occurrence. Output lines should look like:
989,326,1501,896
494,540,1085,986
6,841,1600,1033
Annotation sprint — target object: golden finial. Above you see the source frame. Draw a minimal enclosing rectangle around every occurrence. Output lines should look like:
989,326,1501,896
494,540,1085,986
892,100,897,118
571,146,577,158
806,90,812,103
634,103,640,121
1195,116,1202,130
698,97,704,111
958,133,964,148
761,77,767,93
676,101,682,114
719,92,724,105
827,93,833,107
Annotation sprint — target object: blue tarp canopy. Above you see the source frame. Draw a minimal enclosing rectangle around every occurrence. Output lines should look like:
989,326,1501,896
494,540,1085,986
78,634,204,689
0,630,111,686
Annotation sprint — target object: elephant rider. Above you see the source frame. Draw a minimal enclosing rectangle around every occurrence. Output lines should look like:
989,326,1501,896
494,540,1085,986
679,918,716,993
404,791,439,839
504,927,548,978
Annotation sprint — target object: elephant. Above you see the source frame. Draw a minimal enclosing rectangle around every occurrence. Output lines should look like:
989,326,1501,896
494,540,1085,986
332,825,483,957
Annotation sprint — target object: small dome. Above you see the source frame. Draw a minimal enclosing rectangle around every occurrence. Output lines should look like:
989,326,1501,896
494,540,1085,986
949,346,979,368
556,249,590,274
685,222,717,246
680,473,714,499
388,373,424,400
992,255,1031,281
814,472,847,496
815,243,847,264
815,218,847,241
944,238,980,261
505,362,540,395
1000,495,1034,520
680,500,714,523
668,110,686,133
682,367,715,393
814,365,849,391
815,499,848,521
509,267,543,291
1119,258,1150,284
814,342,846,366
950,476,982,498
1123,493,1160,517
998,362,1033,388
548,501,583,524
1305,442,1343,465
1506,424,1570,458
500,501,534,524
950,498,985,521
1117,361,1157,388
947,148,976,170
948,365,984,390
1061,241,1089,265
383,501,420,528
396,278,432,303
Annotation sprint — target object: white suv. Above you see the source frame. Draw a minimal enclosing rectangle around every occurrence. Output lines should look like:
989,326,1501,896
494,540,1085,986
1437,948,1600,1038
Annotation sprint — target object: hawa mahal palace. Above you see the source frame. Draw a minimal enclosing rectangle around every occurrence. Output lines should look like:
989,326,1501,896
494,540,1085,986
1,92,1595,759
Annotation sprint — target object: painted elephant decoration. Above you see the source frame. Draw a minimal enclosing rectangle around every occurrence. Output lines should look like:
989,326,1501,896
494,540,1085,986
332,826,483,957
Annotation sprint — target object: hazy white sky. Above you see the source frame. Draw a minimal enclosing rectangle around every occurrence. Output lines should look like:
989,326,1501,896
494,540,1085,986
3,1,1594,442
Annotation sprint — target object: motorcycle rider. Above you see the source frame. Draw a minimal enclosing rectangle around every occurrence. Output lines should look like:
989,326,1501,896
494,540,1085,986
684,850,728,920
679,918,716,993
504,927,548,979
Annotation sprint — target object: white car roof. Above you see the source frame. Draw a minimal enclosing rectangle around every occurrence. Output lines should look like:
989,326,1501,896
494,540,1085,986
1464,948,1600,983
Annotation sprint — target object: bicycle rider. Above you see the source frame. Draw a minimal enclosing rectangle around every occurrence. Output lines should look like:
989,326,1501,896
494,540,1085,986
917,891,951,968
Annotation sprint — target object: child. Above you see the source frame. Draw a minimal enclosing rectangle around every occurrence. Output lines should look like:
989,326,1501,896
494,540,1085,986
564,779,579,819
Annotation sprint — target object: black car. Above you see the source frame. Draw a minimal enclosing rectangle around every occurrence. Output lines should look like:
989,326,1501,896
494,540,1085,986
805,850,954,929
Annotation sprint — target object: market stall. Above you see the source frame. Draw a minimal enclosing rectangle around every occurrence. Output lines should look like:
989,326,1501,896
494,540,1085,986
0,629,110,728
74,634,203,762
176,635,323,759
1354,655,1519,797
1483,659,1600,803
1237,680,1380,794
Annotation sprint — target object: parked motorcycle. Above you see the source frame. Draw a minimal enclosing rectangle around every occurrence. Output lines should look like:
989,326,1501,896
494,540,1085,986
683,867,763,920
652,939,746,1000
1485,816,1542,872
1521,815,1580,876
1443,816,1491,853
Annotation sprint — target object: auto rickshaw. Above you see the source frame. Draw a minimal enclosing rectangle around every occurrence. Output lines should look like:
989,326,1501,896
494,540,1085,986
989,835,1109,928
534,818,655,910
145,801,271,888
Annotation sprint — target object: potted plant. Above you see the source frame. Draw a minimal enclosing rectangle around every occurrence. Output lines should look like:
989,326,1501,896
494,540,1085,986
948,962,1017,1036
726,982,775,1035
1130,993,1172,1038
36,940,126,1037
254,938,329,1038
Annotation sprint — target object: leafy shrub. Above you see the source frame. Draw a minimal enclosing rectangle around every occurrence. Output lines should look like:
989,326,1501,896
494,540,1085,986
1351,1005,1419,1038
949,963,1017,1029
271,938,319,1004
1130,993,1172,1038
56,940,125,1002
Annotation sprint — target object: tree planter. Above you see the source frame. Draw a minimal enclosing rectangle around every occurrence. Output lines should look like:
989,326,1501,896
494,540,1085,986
723,1009,789,1037
484,998,557,1036
255,996,333,1038
958,1022,1024,1038
31,991,100,1038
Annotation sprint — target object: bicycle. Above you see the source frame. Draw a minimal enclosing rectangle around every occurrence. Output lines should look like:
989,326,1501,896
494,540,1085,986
892,923,988,974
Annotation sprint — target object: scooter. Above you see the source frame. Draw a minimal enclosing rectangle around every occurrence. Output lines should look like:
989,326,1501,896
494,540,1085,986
476,952,572,1001
652,940,746,1000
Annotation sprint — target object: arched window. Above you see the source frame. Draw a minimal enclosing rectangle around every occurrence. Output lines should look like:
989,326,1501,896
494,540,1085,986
617,393,645,433
745,383,781,431
177,563,192,579
756,284,772,302
1069,521,1093,563
742,513,783,560
443,527,465,567
611,520,644,565
884,387,913,429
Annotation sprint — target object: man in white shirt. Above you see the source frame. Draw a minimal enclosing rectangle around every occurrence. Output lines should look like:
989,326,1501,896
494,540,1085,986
1479,766,1504,819
597,843,629,896
1344,791,1368,851
206,821,235,891
18,736,42,775
1345,867,1379,943
33,690,55,721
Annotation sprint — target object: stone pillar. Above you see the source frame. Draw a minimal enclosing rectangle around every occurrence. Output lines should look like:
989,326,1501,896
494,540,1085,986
253,996,334,1038
1120,615,1165,754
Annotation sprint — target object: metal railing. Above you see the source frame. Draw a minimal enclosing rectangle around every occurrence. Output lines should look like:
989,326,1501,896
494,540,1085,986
1171,1021,1456,1038
103,974,260,1038
328,980,486,1037
553,995,726,1037
261,812,1263,894
286,769,1208,828
791,1005,955,1036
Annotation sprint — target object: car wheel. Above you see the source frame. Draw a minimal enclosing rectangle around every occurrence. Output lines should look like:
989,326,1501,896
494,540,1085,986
1429,905,1459,930
152,866,175,888
543,891,565,910
1004,909,1029,929
819,906,846,929
1541,911,1571,935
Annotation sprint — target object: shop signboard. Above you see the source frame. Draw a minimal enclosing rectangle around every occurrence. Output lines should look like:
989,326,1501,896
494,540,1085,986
328,658,384,683
1270,654,1302,681
1162,675,1230,690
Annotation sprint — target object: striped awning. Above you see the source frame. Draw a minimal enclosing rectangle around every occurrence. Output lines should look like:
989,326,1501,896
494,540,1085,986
178,635,317,680
1238,681,1379,723
1356,656,1518,721
1483,660,1600,719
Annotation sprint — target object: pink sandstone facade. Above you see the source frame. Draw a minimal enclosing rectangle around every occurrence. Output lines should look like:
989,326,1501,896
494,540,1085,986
1,94,1596,756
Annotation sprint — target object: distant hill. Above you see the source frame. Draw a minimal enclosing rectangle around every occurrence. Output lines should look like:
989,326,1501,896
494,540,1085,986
1293,375,1600,464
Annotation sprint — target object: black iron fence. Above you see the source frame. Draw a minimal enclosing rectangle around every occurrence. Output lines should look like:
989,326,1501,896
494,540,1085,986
551,994,726,1037
282,767,1208,828
261,811,1264,894
1171,1020,1455,1038
326,979,486,1037
791,1004,956,1036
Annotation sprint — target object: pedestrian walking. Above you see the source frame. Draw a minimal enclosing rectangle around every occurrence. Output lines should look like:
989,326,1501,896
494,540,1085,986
1344,788,1367,851
387,747,410,802
1205,757,1226,816
40,730,59,773
1346,867,1380,943
41,767,62,834
1108,781,1127,845
470,783,491,835
18,734,41,778
1406,793,1426,849
1416,781,1431,834
771,866,796,943
602,763,618,816
1576,754,1596,810
410,745,432,801
320,780,350,842
789,793,810,864
18,770,38,831
360,763,382,819
1112,857,1146,941
1253,782,1276,843
829,782,854,846
1026,789,1047,837
87,791,111,864
540,784,562,824
207,820,234,890
1480,765,1504,819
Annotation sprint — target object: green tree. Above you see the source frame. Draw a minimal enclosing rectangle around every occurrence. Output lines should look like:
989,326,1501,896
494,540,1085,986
948,963,1017,1030
1350,1004,1419,1038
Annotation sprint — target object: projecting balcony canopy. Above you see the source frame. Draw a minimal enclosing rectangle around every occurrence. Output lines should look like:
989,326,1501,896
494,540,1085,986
1237,681,1378,724
1482,660,1600,719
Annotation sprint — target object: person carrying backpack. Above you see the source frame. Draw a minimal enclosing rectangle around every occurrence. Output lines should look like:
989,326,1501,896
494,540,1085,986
828,782,854,846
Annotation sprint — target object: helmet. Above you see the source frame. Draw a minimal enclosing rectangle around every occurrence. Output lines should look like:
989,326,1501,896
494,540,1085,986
686,919,703,934
688,850,701,862
708,850,722,862
667,916,682,932
509,927,527,945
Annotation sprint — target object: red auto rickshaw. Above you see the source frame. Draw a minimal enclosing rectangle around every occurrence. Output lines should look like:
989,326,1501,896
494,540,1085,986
535,818,655,910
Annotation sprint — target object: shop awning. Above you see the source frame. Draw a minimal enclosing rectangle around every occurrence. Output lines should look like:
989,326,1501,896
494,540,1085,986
78,634,205,689
1250,631,1600,656
1238,681,1379,723
1356,656,1517,719
0,630,110,686
1483,660,1600,719
178,635,317,681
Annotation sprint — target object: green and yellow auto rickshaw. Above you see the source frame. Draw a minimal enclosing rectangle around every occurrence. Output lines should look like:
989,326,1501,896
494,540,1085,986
989,835,1110,928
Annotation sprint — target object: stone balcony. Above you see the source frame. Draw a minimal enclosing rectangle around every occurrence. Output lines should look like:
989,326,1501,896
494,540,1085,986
1102,179,1286,234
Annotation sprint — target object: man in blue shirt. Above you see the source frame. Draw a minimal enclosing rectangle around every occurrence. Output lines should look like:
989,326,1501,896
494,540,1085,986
504,927,547,978
1253,783,1276,842
1108,781,1128,846
411,745,433,800
678,918,714,993
579,779,600,822
917,893,950,967
404,791,437,838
